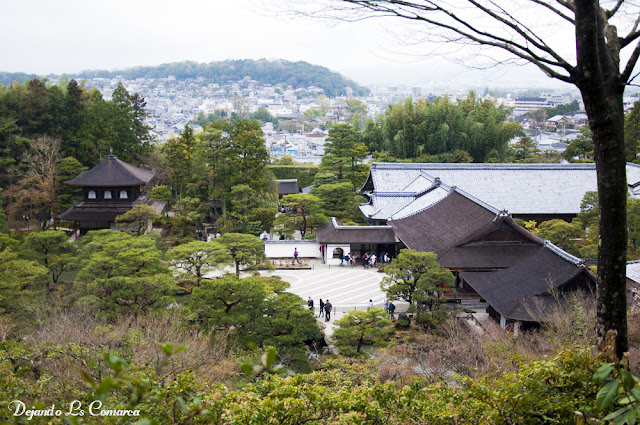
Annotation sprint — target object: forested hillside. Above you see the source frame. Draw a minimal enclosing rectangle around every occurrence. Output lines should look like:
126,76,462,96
0,59,370,97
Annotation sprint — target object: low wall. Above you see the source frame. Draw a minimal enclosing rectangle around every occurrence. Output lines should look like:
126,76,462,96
264,240,321,259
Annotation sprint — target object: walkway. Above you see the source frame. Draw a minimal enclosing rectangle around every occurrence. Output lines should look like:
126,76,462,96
262,263,409,340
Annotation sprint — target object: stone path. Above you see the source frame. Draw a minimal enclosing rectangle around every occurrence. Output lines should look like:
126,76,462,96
265,268,387,311
262,267,409,340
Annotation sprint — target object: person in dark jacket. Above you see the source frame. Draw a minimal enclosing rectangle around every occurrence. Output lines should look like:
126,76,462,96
318,299,325,318
388,301,396,319
324,300,332,321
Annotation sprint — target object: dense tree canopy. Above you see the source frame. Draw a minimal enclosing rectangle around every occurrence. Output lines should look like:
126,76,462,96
363,94,522,162
0,78,153,181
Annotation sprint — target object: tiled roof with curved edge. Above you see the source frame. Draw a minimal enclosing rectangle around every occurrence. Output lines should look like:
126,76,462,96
460,243,595,321
359,193,416,220
389,186,452,220
454,215,545,248
64,156,155,187
401,173,434,192
389,190,498,254
363,162,640,215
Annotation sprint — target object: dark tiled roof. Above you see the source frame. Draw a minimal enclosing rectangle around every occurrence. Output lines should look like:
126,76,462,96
439,244,543,270
64,156,155,187
389,191,497,254
315,218,397,244
460,244,595,321
58,203,134,222
457,216,545,247
58,195,165,223
276,179,299,195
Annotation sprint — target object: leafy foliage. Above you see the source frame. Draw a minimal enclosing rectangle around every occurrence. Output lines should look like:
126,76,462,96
382,249,455,325
268,164,318,189
115,204,160,234
332,308,393,356
217,233,268,277
76,231,169,282
165,240,231,285
364,93,522,161
22,230,75,288
82,274,177,319
563,127,594,161
320,123,369,188
276,194,326,237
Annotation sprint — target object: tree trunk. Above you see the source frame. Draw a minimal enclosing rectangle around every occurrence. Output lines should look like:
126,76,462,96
585,89,629,357
575,0,629,357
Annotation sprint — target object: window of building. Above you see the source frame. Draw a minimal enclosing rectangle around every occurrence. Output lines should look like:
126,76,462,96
104,190,112,199
332,248,343,259
119,190,128,199
88,190,96,199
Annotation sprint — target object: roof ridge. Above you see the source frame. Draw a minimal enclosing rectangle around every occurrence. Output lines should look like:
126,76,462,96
452,187,500,214
371,162,598,170
113,158,146,183
331,217,392,229
400,173,432,192
543,241,583,265
388,186,452,221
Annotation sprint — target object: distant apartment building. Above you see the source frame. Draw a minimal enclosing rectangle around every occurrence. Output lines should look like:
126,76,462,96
507,97,556,116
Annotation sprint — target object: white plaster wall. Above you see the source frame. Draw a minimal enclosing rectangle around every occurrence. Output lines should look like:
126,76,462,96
325,244,352,265
264,241,321,258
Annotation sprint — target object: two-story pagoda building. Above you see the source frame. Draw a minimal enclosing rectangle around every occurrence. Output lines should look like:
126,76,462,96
58,155,165,234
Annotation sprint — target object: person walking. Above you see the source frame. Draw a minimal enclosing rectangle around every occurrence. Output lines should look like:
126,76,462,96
388,301,396,320
293,247,301,264
307,297,314,312
324,299,332,321
368,299,374,310
318,298,325,318
362,252,369,269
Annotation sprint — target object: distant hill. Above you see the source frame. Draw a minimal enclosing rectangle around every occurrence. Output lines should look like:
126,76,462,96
0,72,55,86
0,59,370,97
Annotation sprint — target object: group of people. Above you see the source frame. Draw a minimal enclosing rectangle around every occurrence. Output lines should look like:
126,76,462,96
361,252,390,268
308,297,332,321
340,252,357,267
307,297,398,321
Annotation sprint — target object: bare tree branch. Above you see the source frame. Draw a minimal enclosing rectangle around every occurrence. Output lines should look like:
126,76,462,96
530,0,575,23
341,0,575,82
622,40,640,83
555,0,576,13
606,0,625,19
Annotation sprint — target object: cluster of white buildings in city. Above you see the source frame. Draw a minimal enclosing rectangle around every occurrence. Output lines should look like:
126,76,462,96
47,75,640,160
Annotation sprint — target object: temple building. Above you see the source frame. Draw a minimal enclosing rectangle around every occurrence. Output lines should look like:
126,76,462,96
360,162,640,224
314,162,606,331
386,183,596,332
58,155,165,234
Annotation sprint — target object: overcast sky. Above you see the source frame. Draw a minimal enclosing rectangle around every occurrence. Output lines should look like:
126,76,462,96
2,0,571,89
